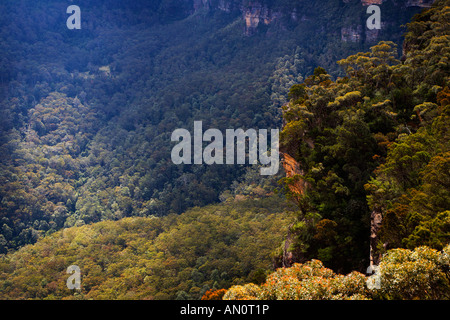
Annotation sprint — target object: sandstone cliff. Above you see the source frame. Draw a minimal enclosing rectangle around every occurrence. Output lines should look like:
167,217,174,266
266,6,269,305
188,0,434,38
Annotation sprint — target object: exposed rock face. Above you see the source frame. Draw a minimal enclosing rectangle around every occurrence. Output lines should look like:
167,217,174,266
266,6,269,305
278,152,309,268
242,3,269,36
342,23,385,43
242,3,282,36
340,0,435,43
190,0,435,37
280,224,306,268
361,0,384,5
192,0,282,35
281,153,307,196
341,25,363,42
370,208,383,266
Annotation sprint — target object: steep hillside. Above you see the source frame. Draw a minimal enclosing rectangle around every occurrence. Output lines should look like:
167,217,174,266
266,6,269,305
0,194,295,300
278,0,449,273
0,0,430,253
222,0,450,300
0,0,448,301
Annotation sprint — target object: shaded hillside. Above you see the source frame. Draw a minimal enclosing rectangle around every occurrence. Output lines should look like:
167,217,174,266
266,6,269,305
0,0,429,252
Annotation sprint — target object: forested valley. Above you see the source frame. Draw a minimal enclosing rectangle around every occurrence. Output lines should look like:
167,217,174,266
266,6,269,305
0,0,449,300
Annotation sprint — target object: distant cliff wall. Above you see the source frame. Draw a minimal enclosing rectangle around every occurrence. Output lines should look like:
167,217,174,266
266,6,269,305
339,0,435,43
189,0,435,38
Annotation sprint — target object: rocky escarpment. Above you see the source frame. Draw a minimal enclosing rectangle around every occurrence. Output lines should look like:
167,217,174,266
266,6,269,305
241,3,283,36
341,0,435,43
191,0,283,35
190,0,435,38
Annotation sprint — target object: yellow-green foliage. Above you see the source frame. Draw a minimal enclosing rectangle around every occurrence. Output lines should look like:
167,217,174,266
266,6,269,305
0,195,294,300
376,245,450,300
224,259,369,300
279,0,450,273
224,244,450,300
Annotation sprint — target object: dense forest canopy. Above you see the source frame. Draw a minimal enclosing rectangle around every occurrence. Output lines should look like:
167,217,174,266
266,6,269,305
279,0,449,273
0,0,449,301
223,0,450,300
0,0,426,253
0,193,295,300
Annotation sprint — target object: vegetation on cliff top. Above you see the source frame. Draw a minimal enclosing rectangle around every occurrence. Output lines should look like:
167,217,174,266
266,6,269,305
278,0,450,273
0,0,448,300
0,0,424,253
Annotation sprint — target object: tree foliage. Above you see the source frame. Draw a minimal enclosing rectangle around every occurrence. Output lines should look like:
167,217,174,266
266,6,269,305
0,0,447,301
0,0,424,252
224,245,450,300
0,195,294,300
279,0,450,273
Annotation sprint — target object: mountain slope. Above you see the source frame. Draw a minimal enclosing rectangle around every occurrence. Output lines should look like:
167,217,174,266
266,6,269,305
0,194,294,300
0,0,448,301
279,0,449,273
0,0,430,253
